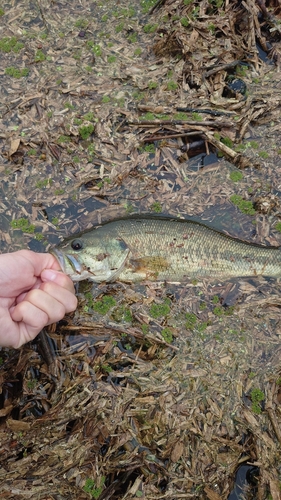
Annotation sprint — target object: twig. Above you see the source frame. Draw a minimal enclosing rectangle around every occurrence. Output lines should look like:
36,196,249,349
203,131,260,168
130,120,234,128
203,59,244,78
203,131,238,161
142,131,203,142
148,0,166,14
176,107,235,117
267,407,281,445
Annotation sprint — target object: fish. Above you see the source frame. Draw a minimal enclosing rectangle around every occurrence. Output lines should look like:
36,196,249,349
51,217,281,283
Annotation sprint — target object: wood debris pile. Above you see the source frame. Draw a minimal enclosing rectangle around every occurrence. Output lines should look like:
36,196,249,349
1,1,281,499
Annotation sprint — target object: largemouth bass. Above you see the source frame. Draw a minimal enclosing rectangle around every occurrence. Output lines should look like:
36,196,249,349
52,217,281,283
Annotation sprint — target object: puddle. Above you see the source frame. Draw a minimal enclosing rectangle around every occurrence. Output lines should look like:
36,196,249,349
1,0,281,498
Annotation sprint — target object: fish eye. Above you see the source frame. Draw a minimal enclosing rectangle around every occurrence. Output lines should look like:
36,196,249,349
71,239,83,251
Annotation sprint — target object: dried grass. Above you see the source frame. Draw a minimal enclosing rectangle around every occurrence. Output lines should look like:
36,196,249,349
0,0,281,498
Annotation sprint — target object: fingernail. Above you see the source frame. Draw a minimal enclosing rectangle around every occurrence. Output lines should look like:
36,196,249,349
41,269,60,281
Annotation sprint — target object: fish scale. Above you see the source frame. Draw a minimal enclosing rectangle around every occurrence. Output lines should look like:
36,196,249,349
52,217,281,282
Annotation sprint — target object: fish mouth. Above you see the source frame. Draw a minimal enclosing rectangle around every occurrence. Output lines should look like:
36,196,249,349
51,248,83,275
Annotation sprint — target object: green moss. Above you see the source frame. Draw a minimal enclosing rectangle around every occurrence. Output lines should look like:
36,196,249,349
0,36,24,53
112,305,132,323
230,195,256,215
27,379,38,390
107,55,117,63
79,124,95,140
83,112,95,121
258,151,269,159
185,312,197,329
141,112,155,121
141,0,157,14
83,477,105,499
212,295,219,304
34,233,44,241
180,17,189,27
93,296,116,315
134,47,142,56
27,149,36,156
173,112,188,120
250,387,265,414
161,327,173,343
127,32,137,43
151,202,162,213
57,135,71,143
101,364,113,373
35,49,46,62
167,80,178,91
124,309,133,322
235,64,248,77
148,81,158,89
88,144,95,155
142,143,155,153
224,306,235,316
75,18,88,28
64,102,75,110
10,218,35,233
275,222,281,233
249,140,259,149
123,202,134,214
221,137,233,147
54,188,65,195
143,24,158,34
73,118,83,125
102,95,110,103
250,404,261,416
5,67,29,78
252,388,265,400
155,113,170,120
191,112,202,121
115,22,124,33
52,217,59,226
0,8,4,15
213,306,224,316
230,170,243,182
197,321,208,332
149,301,170,318
36,179,52,189
141,324,149,335
92,44,102,56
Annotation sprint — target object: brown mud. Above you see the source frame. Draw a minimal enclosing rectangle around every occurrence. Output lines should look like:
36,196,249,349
1,1,281,499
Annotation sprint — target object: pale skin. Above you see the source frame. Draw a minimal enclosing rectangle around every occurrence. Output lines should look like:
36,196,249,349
0,250,77,349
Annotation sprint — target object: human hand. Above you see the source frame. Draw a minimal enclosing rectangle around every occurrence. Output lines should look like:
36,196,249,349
0,250,77,348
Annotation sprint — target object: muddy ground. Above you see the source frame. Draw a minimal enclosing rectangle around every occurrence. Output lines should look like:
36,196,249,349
1,1,281,499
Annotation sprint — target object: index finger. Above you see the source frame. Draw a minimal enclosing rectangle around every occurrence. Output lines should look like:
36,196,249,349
16,250,62,276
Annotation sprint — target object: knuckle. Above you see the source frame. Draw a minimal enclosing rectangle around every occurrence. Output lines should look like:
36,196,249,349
55,303,66,319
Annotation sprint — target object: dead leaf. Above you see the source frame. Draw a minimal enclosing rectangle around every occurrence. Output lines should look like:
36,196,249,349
204,486,223,500
6,419,31,431
170,440,184,462
9,138,20,157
